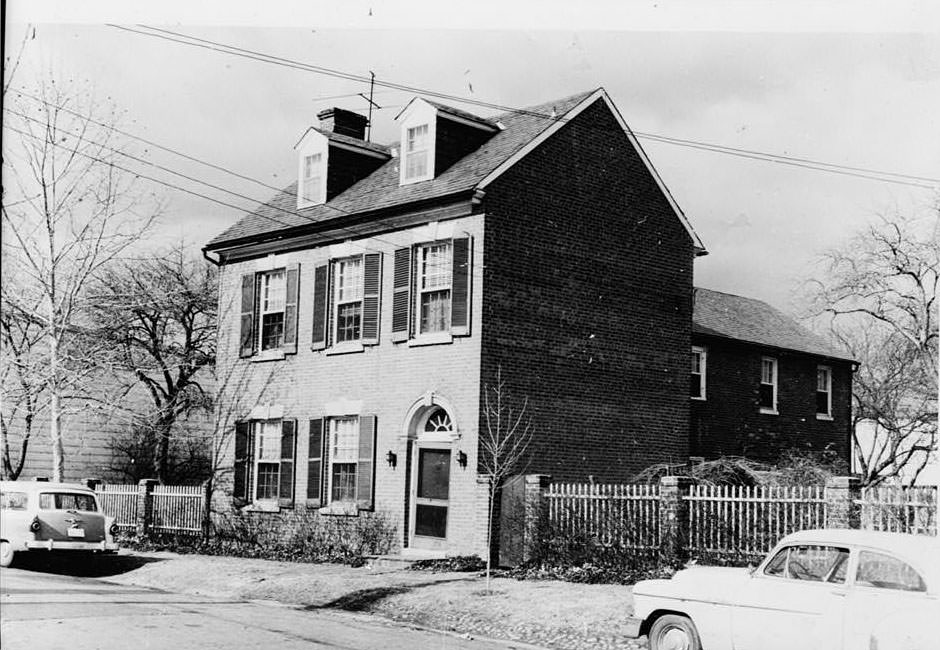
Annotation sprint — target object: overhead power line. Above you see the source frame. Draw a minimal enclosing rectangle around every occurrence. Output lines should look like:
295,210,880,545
108,23,939,190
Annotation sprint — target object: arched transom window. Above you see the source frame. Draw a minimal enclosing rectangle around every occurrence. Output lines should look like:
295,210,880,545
423,407,453,433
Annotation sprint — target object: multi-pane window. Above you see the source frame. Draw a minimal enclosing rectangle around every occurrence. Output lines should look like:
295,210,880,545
254,420,281,501
259,270,286,351
417,242,452,334
330,416,359,502
691,347,706,399
760,356,778,412
405,124,430,180
333,257,363,343
302,153,323,204
816,366,832,417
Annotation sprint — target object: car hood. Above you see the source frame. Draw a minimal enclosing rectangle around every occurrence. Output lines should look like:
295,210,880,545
634,566,753,600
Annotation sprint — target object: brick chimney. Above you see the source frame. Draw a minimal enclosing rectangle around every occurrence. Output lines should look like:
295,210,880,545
317,108,369,140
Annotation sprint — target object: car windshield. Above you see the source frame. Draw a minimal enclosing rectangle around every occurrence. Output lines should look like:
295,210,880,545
0,491,28,510
764,544,850,583
39,492,98,512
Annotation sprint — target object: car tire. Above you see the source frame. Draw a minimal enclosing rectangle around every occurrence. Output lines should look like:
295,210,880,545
649,614,702,650
0,541,15,568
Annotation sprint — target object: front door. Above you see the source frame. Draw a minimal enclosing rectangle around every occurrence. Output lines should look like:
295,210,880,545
411,446,451,549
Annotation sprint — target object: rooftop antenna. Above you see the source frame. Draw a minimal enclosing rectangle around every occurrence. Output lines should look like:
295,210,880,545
358,71,381,142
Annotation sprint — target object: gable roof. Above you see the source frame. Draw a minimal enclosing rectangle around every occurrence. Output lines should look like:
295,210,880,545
693,287,854,362
205,89,704,253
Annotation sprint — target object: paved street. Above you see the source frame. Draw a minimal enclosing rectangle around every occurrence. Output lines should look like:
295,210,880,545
0,565,535,650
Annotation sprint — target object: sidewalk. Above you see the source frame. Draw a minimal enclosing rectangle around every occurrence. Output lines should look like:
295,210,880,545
104,551,647,650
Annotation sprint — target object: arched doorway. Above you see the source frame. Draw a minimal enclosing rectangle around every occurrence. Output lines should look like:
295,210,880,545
406,402,457,551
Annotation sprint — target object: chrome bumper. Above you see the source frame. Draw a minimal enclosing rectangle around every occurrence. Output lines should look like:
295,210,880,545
624,616,644,638
25,539,119,552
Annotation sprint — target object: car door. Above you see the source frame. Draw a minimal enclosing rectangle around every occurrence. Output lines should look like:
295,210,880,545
731,544,848,650
843,549,936,650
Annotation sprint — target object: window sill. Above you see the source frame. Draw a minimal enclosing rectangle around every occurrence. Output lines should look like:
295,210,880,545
816,414,834,421
691,396,706,401
408,332,453,347
326,342,365,356
242,502,280,513
318,502,360,517
760,408,779,416
251,349,285,363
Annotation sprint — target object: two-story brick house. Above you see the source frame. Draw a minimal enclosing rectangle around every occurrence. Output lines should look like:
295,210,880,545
203,88,706,556
690,287,856,463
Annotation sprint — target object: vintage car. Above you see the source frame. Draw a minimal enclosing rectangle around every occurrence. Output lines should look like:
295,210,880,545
0,480,119,567
626,529,939,650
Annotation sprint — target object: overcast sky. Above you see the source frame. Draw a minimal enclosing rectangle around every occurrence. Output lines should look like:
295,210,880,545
5,2,939,315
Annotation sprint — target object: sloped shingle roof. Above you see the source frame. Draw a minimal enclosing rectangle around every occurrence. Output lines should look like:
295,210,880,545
693,287,854,362
206,90,596,248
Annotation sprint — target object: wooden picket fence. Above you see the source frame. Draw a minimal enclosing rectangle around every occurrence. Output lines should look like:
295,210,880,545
95,484,139,531
685,485,827,559
151,484,208,534
858,485,938,536
546,482,660,550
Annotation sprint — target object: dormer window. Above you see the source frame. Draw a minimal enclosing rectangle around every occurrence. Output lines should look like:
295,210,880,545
302,153,323,204
405,124,430,181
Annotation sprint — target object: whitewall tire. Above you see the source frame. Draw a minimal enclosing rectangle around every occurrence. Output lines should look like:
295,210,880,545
0,541,15,568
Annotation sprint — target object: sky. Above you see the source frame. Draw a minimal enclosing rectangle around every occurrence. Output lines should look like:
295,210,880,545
5,1,940,318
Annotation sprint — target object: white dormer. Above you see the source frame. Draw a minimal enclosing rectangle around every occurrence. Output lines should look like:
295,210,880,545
295,129,329,209
397,99,438,185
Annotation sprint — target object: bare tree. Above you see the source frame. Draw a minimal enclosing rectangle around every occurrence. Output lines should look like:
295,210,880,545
480,367,535,591
808,205,938,485
90,244,217,482
2,77,156,481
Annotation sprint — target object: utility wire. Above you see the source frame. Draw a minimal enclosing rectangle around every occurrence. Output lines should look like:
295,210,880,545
112,23,939,189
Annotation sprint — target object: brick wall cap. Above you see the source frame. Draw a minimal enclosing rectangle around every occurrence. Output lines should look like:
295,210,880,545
825,476,860,489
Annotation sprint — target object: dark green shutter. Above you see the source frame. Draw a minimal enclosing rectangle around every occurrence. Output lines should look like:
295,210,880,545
307,419,324,505
361,253,382,345
391,248,411,342
239,274,256,357
357,415,376,509
233,421,251,506
311,263,329,350
278,419,296,507
451,237,471,335
283,264,300,354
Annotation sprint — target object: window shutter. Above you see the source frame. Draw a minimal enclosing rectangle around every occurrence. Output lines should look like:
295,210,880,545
239,274,256,358
307,419,324,505
311,263,329,350
233,421,251,506
322,421,332,503
278,419,297,507
391,247,412,342
283,263,300,354
361,253,382,345
451,236,471,335
357,415,376,510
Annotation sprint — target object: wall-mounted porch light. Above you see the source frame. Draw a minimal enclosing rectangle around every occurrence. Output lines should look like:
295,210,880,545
456,450,468,469
386,450,397,468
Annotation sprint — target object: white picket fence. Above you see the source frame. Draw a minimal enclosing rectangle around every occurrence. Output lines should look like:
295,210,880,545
858,486,938,536
685,485,827,558
95,484,138,531
546,482,660,550
151,484,207,534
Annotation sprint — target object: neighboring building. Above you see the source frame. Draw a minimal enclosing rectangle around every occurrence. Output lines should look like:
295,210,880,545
203,88,853,557
690,287,856,463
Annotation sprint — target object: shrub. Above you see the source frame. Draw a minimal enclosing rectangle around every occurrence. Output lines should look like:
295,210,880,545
408,555,486,573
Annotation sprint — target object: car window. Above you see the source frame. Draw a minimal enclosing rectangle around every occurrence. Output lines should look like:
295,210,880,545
38,492,98,512
764,545,850,583
0,491,28,510
855,551,926,592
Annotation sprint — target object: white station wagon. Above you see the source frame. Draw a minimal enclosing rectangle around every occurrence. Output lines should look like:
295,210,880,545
0,481,119,567
626,529,939,650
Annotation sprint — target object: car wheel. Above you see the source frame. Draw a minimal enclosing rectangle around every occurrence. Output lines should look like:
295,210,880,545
649,614,702,650
0,541,15,568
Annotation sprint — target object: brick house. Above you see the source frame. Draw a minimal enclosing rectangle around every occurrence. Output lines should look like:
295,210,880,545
690,287,856,463
202,88,851,557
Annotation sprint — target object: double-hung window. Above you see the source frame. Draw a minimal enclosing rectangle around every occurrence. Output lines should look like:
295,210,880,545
816,366,832,419
238,264,301,359
302,153,323,205
259,270,286,351
404,124,430,181
417,241,453,335
691,346,706,400
333,257,364,343
233,418,297,509
305,415,377,511
760,356,778,413
329,416,359,503
253,420,281,501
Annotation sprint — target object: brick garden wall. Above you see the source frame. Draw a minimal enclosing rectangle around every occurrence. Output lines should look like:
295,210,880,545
690,334,853,463
480,99,696,482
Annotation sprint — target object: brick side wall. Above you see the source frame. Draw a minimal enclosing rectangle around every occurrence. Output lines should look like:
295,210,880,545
690,334,853,463
480,99,695,482
212,213,488,556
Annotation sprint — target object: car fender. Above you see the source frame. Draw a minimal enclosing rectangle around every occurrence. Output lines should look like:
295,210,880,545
868,601,940,650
